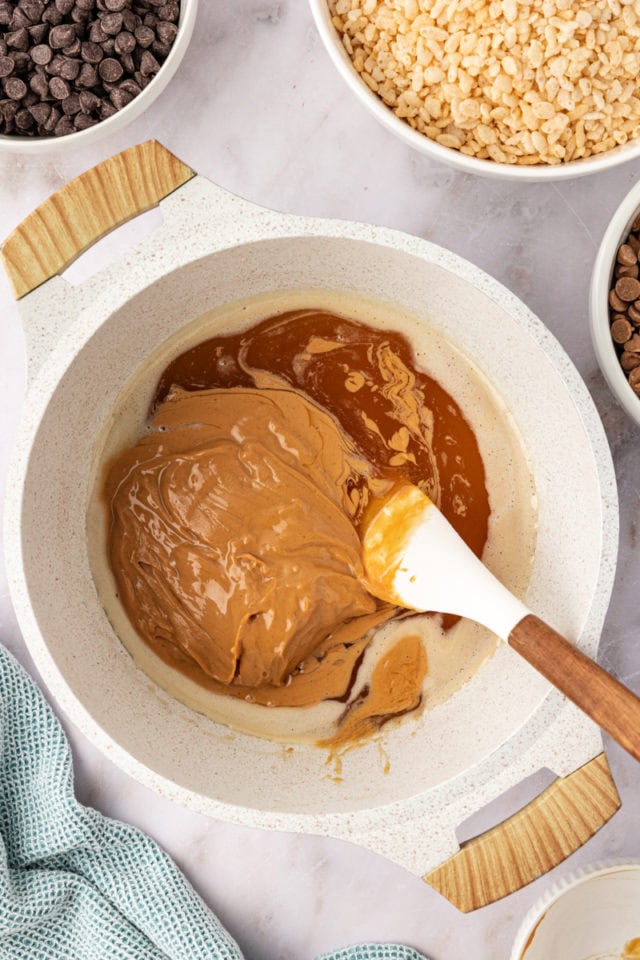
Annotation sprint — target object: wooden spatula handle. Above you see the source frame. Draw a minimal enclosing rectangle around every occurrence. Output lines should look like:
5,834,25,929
510,614,640,762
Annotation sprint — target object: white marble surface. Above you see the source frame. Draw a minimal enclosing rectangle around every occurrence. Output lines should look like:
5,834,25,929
1,2,640,958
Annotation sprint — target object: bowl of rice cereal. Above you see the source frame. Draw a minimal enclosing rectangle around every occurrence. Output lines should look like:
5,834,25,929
310,0,640,180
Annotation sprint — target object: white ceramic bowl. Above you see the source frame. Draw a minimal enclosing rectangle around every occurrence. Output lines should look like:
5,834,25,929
591,183,640,428
309,0,640,182
511,861,640,960
0,0,198,154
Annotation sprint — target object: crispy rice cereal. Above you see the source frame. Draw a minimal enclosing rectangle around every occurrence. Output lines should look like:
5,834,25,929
329,0,640,165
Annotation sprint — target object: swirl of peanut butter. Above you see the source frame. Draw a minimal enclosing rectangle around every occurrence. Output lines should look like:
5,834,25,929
104,311,492,746
104,385,391,692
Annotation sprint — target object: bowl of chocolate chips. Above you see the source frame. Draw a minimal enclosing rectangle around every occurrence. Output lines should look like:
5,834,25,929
591,181,640,428
0,0,197,149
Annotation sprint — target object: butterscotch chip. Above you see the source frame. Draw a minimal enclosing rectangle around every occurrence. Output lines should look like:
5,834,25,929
624,333,640,353
611,318,633,344
616,264,638,279
633,214,640,233
610,289,627,312
617,244,637,266
615,277,640,302
621,351,640,371
629,367,640,393
628,305,640,325
630,234,640,253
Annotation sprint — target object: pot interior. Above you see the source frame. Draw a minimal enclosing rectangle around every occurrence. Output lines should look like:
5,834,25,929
18,236,606,816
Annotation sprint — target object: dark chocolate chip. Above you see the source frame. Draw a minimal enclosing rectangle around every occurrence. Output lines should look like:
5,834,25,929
122,9,139,31
71,6,91,22
114,30,135,54
62,37,82,56
61,91,81,113
46,54,66,74
75,61,96,86
157,3,178,20
139,49,159,75
30,44,53,65
11,8,32,30
155,20,177,44
81,40,103,62
49,24,77,49
6,28,30,51
42,6,65,24
98,55,122,80
100,11,123,34
151,39,170,58
28,23,49,44
15,106,35,128
134,24,154,47
28,100,51,123
88,22,107,42
108,84,132,108
4,76,28,99
29,70,49,97
54,112,74,134
21,1,46,22
74,109,96,128
59,57,81,80
12,51,32,71
49,75,71,98
78,89,99,110
43,103,60,130
0,55,15,78
119,77,140,95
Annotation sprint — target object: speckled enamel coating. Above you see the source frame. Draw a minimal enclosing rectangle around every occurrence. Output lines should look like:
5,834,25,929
4,176,618,877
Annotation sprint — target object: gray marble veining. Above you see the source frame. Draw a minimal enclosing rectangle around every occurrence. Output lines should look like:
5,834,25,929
1,2,640,958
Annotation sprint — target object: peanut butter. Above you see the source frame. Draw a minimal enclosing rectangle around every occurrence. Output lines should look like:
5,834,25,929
103,310,492,745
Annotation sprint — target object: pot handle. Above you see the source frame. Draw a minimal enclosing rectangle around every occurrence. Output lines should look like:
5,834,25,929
1,140,194,300
424,752,620,912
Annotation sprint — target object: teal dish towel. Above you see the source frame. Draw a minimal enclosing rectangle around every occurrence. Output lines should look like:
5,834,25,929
0,645,428,960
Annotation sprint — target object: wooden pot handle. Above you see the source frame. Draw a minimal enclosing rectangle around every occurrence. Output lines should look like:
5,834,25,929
424,752,620,912
510,614,640,762
1,140,194,300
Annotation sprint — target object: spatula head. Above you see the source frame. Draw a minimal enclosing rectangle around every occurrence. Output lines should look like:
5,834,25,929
362,484,434,606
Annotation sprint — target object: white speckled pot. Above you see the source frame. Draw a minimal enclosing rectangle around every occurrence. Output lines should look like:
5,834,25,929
3,146,618,902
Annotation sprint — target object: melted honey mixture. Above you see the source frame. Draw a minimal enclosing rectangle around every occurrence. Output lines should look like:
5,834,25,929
105,310,490,743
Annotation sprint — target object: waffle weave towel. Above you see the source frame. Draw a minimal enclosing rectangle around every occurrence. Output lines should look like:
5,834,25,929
0,644,427,960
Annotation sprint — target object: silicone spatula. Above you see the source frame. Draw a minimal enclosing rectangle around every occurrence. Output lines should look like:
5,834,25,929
362,484,640,762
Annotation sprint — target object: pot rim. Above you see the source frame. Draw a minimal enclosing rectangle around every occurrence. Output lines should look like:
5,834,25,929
4,186,619,833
